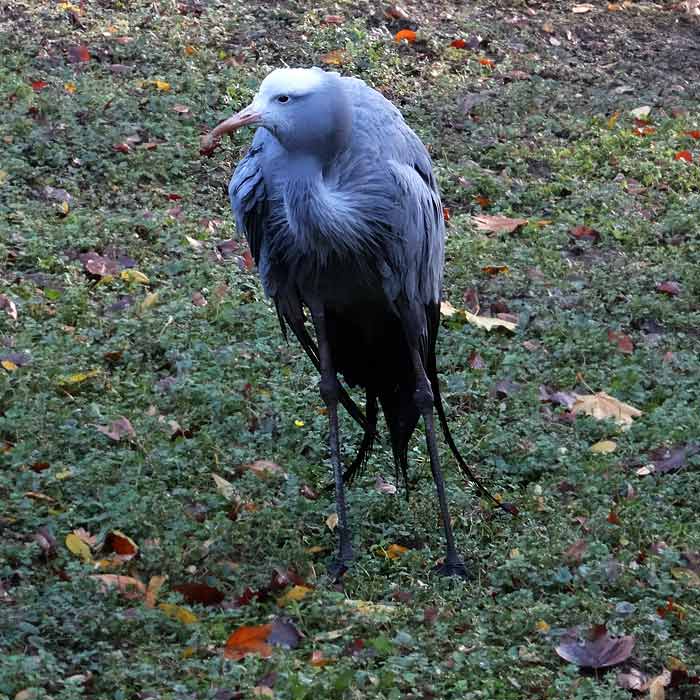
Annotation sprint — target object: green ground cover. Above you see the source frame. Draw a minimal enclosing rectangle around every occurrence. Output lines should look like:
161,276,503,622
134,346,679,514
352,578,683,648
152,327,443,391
1,0,699,698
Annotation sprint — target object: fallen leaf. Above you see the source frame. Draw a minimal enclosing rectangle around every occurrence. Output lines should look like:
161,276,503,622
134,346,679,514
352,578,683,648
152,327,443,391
564,539,588,563
451,38,467,49
212,473,238,501
320,49,349,66
375,475,397,495
478,57,495,68
310,650,334,666
670,567,700,587
58,369,101,385
674,150,693,162
239,459,284,479
64,82,77,93
468,351,486,369
0,295,18,320
685,130,700,139
382,544,408,560
120,269,149,284
473,214,528,234
185,235,202,249
1,360,17,372
569,224,601,243
555,626,634,668
482,264,509,276
92,574,146,599
145,575,167,608
572,3,596,12
656,281,681,296
394,29,417,42
68,44,90,62
151,80,170,91
172,103,190,114
607,330,634,354
440,300,460,318
465,311,516,332
607,111,621,129
72,528,97,547
159,602,199,624
630,106,651,119
648,670,672,700
104,530,138,558
191,291,207,307
325,513,339,531
96,417,135,441
617,668,649,691
590,440,617,454
172,582,225,605
322,14,344,24
345,599,397,617
65,533,92,562
276,585,312,607
385,4,410,19
31,80,49,91
536,620,551,634
571,392,642,429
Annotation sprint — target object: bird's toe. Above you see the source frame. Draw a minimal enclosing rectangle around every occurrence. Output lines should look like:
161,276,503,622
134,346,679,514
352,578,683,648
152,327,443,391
433,558,470,581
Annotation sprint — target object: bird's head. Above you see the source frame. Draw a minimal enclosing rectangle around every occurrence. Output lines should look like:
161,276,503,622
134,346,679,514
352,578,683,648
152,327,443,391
201,68,352,163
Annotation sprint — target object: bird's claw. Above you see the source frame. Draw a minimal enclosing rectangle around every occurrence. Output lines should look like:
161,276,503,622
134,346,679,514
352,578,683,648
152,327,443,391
327,542,354,581
433,557,470,580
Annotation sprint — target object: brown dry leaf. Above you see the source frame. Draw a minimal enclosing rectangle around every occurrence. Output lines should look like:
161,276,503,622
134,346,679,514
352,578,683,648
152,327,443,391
172,582,225,605
482,264,509,276
382,544,409,560
104,530,139,559
325,512,339,531
0,295,18,320
473,214,528,234
240,459,285,479
617,668,649,691
145,575,167,608
571,392,642,429
96,416,135,441
564,539,588,563
320,49,349,66
647,670,671,700
92,574,146,600
555,626,634,668
224,623,273,660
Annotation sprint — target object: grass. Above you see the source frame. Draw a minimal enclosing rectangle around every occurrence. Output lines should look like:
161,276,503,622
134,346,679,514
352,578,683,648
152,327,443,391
1,0,700,698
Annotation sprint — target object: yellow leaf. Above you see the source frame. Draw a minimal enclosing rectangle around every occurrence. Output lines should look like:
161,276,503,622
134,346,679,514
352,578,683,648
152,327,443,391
294,419,305,427
277,585,313,607
648,670,671,700
64,82,77,93
465,311,517,332
325,512,339,531
320,49,349,66
120,269,149,284
590,440,617,454
153,80,171,91
54,468,73,480
2,360,17,371
59,369,100,385
65,533,92,562
212,473,237,501
140,292,159,311
535,620,550,633
607,111,620,129
305,545,325,554
671,567,700,587
440,300,461,318
345,599,396,616
0,170,7,185
159,603,198,624
181,646,195,659
571,392,642,429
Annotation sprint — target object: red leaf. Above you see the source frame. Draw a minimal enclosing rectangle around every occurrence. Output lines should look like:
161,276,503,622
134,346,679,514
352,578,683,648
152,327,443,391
656,280,681,296
479,58,495,68
242,249,254,270
113,142,131,153
569,224,600,243
68,44,91,63
166,193,182,201
685,130,700,139
607,330,634,354
172,582,225,605
104,530,138,558
674,150,693,162
451,39,467,49
395,29,417,43
607,511,621,526
31,80,48,91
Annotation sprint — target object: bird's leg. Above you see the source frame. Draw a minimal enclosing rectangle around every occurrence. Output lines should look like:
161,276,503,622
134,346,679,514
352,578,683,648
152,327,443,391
407,345,468,580
309,302,354,578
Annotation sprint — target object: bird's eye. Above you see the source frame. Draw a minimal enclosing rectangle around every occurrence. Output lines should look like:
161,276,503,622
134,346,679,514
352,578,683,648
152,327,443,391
277,95,290,103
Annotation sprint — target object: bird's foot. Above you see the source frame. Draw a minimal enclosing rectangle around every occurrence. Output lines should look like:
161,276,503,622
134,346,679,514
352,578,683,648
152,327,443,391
433,557,470,580
327,539,354,581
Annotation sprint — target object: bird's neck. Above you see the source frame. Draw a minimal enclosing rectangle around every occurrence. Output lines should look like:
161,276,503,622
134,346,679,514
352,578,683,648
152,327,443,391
282,154,385,260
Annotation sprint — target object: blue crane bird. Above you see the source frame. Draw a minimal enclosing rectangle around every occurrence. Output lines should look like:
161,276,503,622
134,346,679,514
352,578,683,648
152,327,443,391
203,67,510,579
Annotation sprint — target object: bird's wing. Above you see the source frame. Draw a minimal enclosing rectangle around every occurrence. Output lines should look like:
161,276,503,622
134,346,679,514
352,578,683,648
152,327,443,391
340,78,445,308
228,140,267,264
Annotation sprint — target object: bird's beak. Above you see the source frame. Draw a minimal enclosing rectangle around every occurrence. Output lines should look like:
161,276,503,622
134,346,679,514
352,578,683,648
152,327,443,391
200,102,262,155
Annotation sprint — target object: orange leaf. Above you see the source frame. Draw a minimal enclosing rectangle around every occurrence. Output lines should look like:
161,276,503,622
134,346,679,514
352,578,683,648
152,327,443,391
479,58,495,68
395,29,417,43
632,126,655,136
674,150,693,162
482,264,509,276
442,207,450,222
451,38,467,49
224,624,273,660
310,650,334,666
320,49,349,66
474,194,491,207
145,575,167,608
92,574,146,600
